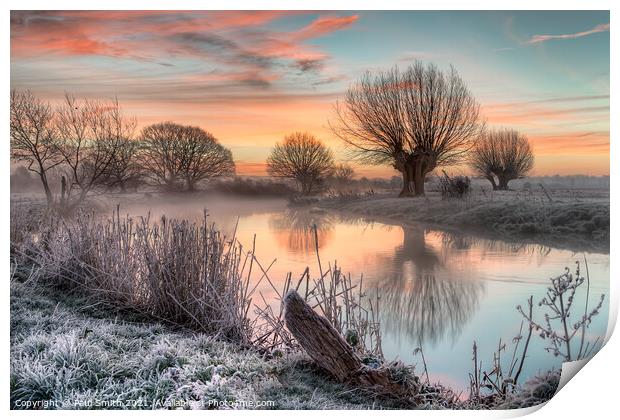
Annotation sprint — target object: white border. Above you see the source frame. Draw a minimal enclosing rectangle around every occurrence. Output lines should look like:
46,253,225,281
3,1,617,419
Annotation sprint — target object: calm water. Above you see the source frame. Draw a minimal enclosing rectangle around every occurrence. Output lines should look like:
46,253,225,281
120,195,610,392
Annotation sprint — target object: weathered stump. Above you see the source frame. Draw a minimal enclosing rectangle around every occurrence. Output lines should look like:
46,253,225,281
283,290,410,394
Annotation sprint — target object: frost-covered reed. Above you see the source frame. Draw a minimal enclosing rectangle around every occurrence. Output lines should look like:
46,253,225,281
12,206,254,343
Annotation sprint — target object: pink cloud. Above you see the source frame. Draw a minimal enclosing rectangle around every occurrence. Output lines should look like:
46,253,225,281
11,11,358,89
526,23,609,44
482,96,608,128
292,15,359,41
10,11,356,62
530,131,609,154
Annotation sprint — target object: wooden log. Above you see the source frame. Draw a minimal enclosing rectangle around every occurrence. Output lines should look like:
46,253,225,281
283,290,410,394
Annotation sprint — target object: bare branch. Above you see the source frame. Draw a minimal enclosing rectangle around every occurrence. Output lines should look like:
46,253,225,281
138,122,235,191
10,90,62,206
266,132,335,195
470,128,534,190
330,62,484,196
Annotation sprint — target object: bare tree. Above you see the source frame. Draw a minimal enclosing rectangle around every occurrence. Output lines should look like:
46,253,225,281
267,132,335,195
469,130,500,190
139,122,235,192
328,163,356,191
91,103,140,193
100,137,142,193
331,61,483,196
10,90,62,206
334,163,355,184
55,94,134,210
139,122,184,191
470,128,534,190
178,126,235,191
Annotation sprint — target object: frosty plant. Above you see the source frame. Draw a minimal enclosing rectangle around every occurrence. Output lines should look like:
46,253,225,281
517,260,605,362
468,260,605,405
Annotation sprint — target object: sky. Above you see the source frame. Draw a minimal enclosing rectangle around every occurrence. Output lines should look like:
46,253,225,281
10,10,610,177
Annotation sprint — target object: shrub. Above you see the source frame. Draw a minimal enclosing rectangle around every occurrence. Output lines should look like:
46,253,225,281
209,177,296,197
438,173,471,198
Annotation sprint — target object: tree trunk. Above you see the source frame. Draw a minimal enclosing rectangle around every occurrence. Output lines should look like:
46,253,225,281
60,176,66,209
40,172,54,207
486,175,498,190
398,165,414,197
497,175,509,190
119,180,127,193
412,167,425,197
186,179,195,192
166,177,178,192
283,290,410,394
300,178,313,195
398,153,436,197
411,153,436,197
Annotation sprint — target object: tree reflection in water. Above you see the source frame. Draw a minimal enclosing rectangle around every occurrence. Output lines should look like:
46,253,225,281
439,231,553,264
374,226,554,347
377,272,484,347
372,225,485,347
398,225,442,273
269,209,334,254
267,212,557,349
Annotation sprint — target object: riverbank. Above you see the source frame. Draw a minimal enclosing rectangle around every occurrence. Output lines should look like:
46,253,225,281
9,199,567,410
314,190,609,253
9,282,384,410
10,282,559,410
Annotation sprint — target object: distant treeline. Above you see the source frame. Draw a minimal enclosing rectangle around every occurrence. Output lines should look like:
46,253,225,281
10,60,609,207
11,165,608,195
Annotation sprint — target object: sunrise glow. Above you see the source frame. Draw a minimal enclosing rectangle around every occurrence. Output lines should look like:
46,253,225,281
10,10,610,177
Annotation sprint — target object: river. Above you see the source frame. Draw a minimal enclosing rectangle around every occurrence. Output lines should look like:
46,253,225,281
118,194,610,392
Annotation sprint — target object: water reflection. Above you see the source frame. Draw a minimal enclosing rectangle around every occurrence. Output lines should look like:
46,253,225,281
399,225,442,272
268,213,487,348
116,199,608,391
377,273,484,347
439,231,553,262
269,209,334,254
369,225,485,346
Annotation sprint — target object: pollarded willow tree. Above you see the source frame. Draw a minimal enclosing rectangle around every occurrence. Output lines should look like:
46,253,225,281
266,132,335,195
330,61,484,196
139,122,235,192
470,128,534,190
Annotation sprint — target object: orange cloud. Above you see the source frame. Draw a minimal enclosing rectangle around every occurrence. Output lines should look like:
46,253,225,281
10,12,608,178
